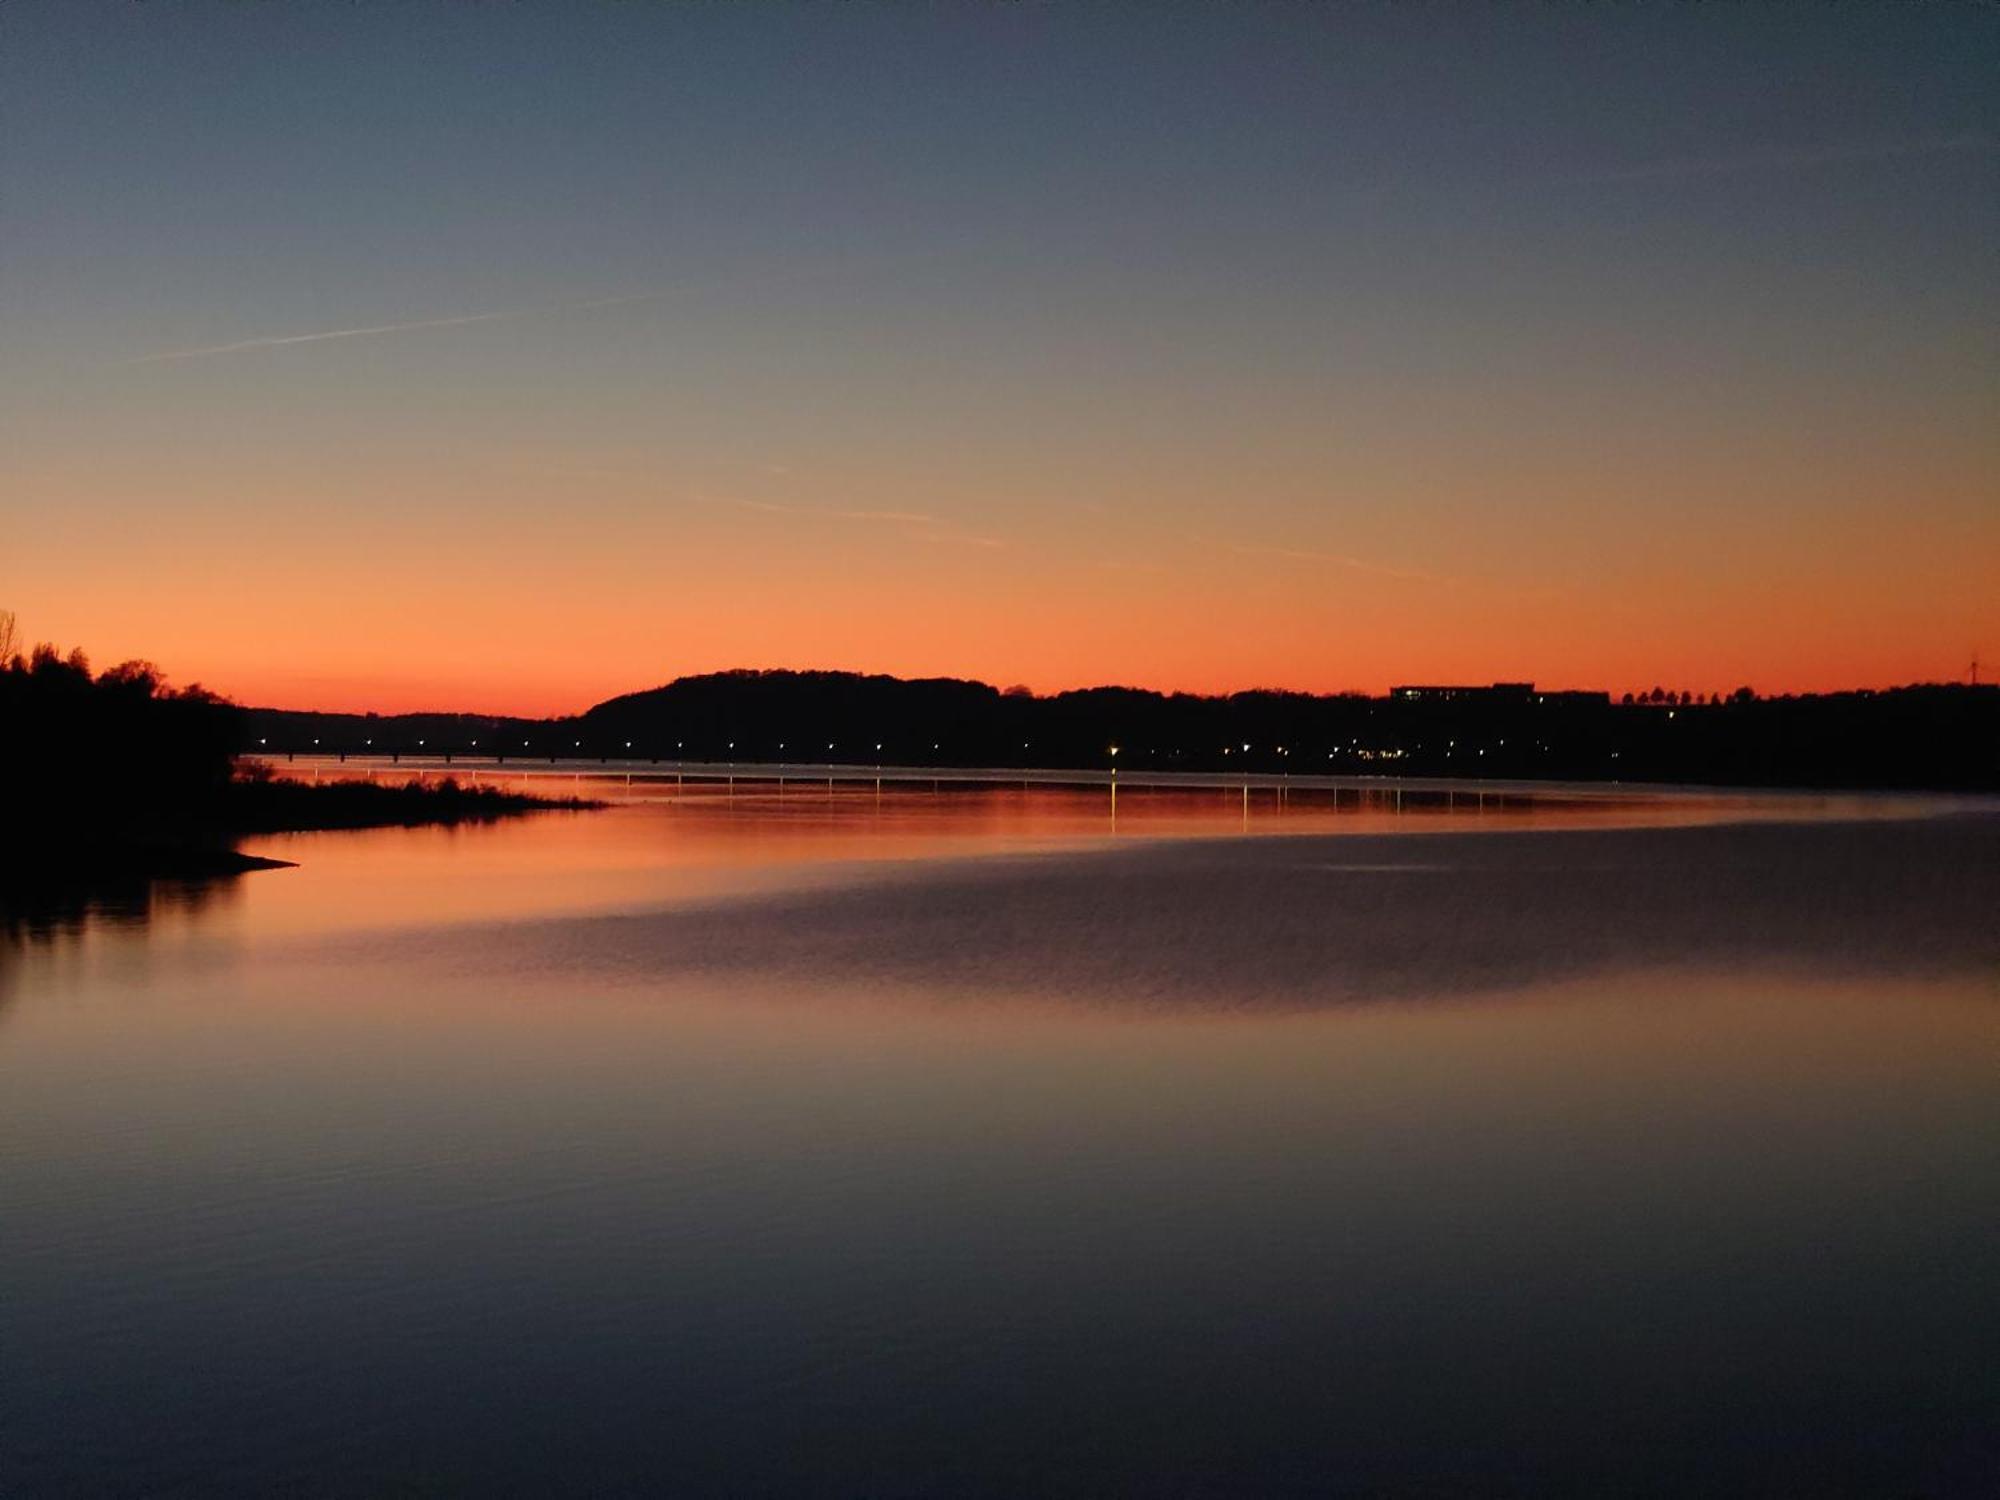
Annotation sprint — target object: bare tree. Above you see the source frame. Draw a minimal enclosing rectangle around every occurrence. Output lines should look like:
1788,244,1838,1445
0,608,16,666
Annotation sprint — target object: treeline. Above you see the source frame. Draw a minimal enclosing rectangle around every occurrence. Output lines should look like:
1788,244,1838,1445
5,616,1992,802
0,615,593,882
2,638,243,851
1600,685,1996,790
247,669,2000,791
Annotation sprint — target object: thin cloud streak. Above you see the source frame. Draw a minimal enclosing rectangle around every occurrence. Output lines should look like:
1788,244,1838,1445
839,509,940,525
1570,132,1994,186
725,497,939,526
1231,543,1442,583
718,494,1005,548
116,292,664,366
113,253,937,368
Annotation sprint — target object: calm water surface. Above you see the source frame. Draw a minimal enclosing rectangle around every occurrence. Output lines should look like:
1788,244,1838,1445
4,780,1996,1497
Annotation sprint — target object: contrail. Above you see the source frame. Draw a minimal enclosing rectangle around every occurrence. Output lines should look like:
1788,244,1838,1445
719,494,1004,547
115,291,665,366
724,497,940,527
836,509,940,525
1568,132,1994,186
114,254,924,367
1230,542,1440,583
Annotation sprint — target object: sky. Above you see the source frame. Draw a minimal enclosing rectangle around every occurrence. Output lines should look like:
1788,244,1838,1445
3,2,1995,714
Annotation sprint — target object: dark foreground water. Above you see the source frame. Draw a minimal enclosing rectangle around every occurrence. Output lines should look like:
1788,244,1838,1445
3,780,1996,1497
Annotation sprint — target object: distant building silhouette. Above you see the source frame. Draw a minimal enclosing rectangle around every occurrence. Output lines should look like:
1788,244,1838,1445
1390,683,1611,708
1389,682,1532,702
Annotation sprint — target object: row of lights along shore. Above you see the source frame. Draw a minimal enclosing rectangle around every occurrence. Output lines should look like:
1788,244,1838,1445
250,739,1520,766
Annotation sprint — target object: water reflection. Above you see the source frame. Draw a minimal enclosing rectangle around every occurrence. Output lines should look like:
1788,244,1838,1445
0,876,243,1019
7,778,1967,958
196,778,1990,942
9,782,1987,1008
2,874,238,942
344,812,2000,1011
2,783,1995,1498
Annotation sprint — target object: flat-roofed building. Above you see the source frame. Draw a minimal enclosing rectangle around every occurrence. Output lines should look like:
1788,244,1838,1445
1389,682,1536,703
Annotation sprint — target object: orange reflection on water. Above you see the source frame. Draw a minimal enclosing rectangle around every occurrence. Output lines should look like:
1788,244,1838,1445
223,771,1922,940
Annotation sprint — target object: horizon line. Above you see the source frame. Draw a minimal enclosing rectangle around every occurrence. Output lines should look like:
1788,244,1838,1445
229,668,1990,722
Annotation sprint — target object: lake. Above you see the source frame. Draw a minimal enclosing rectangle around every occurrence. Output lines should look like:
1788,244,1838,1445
4,773,1996,1497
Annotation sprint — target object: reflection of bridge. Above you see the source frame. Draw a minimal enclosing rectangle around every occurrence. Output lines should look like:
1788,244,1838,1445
240,756,1910,836
246,754,1681,800
245,756,1574,838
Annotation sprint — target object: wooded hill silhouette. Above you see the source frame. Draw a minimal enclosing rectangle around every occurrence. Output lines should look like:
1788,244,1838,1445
247,667,2000,792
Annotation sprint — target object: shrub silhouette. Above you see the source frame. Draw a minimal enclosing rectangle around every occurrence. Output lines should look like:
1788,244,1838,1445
3,639,243,852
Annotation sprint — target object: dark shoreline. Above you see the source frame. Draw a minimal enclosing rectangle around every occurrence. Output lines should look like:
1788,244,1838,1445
248,673,2000,793
6,842,296,884
220,773,606,833
6,776,605,901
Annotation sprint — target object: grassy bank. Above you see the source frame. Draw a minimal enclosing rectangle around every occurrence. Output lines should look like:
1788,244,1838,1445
7,772,602,900
221,773,604,832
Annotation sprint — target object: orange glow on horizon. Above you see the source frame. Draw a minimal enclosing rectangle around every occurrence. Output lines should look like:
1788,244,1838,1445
9,420,1994,717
